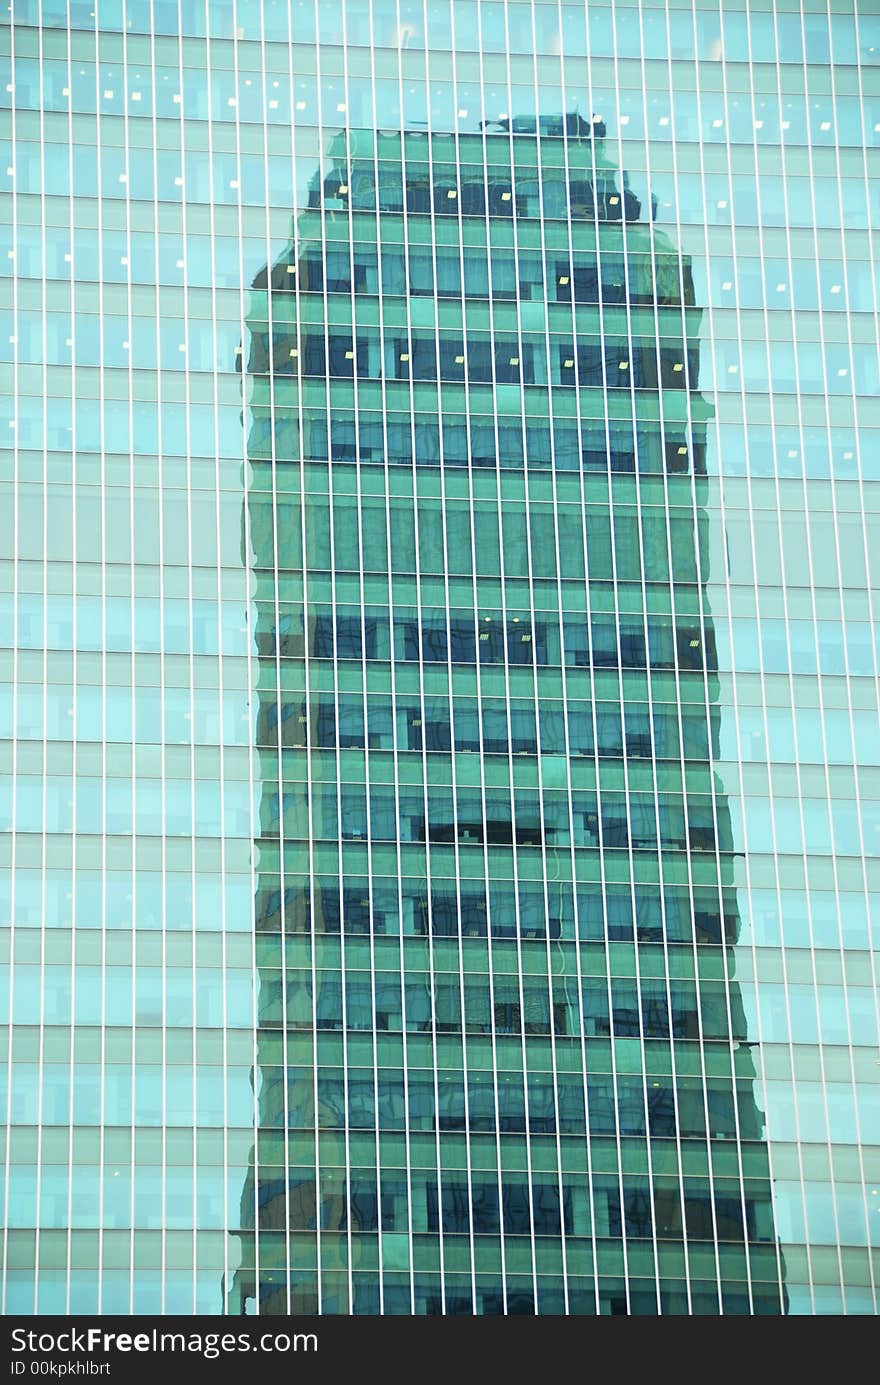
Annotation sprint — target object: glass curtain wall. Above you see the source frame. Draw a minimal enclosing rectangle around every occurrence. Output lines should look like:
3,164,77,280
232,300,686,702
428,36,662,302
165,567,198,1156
1,0,878,1317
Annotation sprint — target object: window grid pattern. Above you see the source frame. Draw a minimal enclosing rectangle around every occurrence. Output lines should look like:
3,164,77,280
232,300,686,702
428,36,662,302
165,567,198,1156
0,0,878,1317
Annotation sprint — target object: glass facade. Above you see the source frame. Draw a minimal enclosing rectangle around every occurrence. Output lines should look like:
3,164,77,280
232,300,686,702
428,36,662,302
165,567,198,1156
1,0,878,1317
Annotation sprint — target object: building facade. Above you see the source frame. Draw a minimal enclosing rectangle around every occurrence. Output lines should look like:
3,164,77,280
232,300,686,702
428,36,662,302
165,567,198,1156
1,0,879,1316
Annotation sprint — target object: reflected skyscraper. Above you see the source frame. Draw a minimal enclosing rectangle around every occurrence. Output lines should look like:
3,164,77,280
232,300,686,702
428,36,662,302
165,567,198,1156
232,116,786,1315
6,0,878,1324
